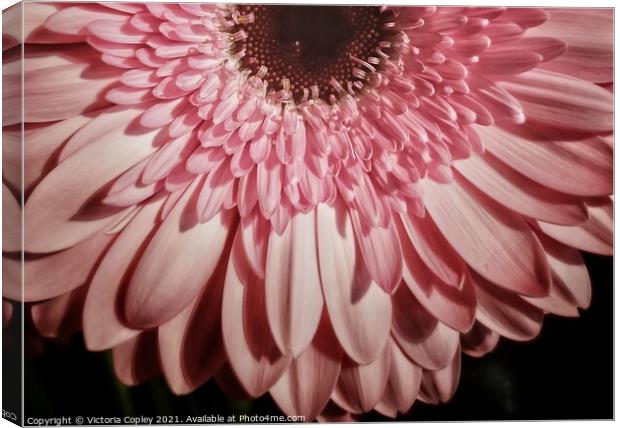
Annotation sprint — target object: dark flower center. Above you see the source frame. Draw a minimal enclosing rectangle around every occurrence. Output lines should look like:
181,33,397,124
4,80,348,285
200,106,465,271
230,5,397,103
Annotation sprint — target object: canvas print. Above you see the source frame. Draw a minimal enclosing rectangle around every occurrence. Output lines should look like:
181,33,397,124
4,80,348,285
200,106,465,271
1,2,613,424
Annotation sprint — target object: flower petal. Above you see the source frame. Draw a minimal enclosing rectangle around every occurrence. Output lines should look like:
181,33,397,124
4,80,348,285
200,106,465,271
474,273,544,341
375,340,423,417
83,198,165,351
4,232,112,302
478,125,612,197
499,69,613,133
455,152,588,225
265,210,324,357
332,346,391,414
422,174,551,297
528,9,613,83
270,312,342,420
2,186,21,252
391,285,459,370
124,179,235,328
112,332,160,386
317,200,392,365
24,107,158,253
24,62,117,123
536,198,613,256
31,286,87,338
418,349,461,404
397,215,476,333
350,210,403,294
222,231,292,397
460,322,500,358
158,252,227,394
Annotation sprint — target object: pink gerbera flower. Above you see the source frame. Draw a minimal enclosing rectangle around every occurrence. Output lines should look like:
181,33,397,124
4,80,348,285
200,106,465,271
2,3,613,420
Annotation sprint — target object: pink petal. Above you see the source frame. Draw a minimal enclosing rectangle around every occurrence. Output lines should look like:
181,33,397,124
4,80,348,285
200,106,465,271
4,233,112,302
22,115,92,190
270,313,342,419
124,180,235,328
2,186,21,252
455,152,588,225
375,340,423,416
24,107,157,253
83,198,165,351
158,254,227,394
528,9,612,83
499,69,612,133
350,210,403,294
418,349,461,404
140,96,187,128
239,209,269,278
523,232,591,317
422,175,551,297
257,151,282,218
44,5,127,36
31,286,86,338
391,285,459,370
23,62,117,123
221,231,291,396
474,273,543,341
196,160,235,222
87,19,148,44
460,322,500,358
142,132,198,184
112,332,160,386
398,209,464,287
265,210,324,357
214,364,252,400
536,198,612,256
332,345,391,414
473,50,542,75
397,214,476,332
478,125,612,197
2,127,22,190
317,200,392,365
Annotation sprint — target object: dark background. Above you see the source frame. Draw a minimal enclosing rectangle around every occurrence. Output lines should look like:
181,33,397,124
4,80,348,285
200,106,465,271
13,254,613,422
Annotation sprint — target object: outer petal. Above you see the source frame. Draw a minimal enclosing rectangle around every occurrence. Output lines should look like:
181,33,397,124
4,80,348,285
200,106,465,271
332,346,391,414
4,232,112,302
523,232,591,317
44,5,128,36
221,231,291,397
124,179,236,328
460,322,500,358
350,210,403,293
112,332,160,386
455,153,587,225
23,62,118,123
422,174,551,297
265,210,324,357
82,197,165,351
375,340,423,417
391,285,459,370
499,69,612,133
317,200,392,365
474,273,544,341
158,247,228,395
31,286,87,338
529,9,613,83
397,216,476,333
418,349,461,404
270,312,342,420
22,115,92,190
2,186,21,252
24,107,158,253
536,198,613,256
